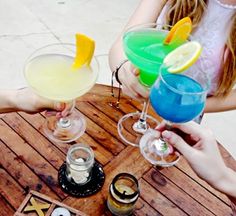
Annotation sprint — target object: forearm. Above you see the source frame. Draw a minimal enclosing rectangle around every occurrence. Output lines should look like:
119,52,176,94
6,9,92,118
124,0,167,29
217,168,236,197
205,89,236,113
0,90,18,113
109,40,125,72
213,167,236,213
108,0,167,72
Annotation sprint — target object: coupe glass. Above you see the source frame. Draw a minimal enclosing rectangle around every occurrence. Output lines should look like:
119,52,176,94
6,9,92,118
118,23,186,147
140,61,209,167
24,43,99,143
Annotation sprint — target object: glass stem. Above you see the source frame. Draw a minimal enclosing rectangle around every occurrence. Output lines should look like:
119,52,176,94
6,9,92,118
165,121,172,130
59,117,71,128
157,121,173,155
57,100,75,128
132,99,150,133
139,99,150,122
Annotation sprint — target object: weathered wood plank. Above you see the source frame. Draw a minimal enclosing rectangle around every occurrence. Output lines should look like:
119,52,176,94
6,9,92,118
0,119,66,199
144,170,215,216
159,165,232,215
0,194,15,215
82,113,125,155
134,198,162,216
76,101,135,144
219,144,236,171
2,113,65,170
0,140,59,200
176,157,230,205
89,99,125,123
140,179,187,216
19,112,113,166
0,168,25,210
77,85,140,116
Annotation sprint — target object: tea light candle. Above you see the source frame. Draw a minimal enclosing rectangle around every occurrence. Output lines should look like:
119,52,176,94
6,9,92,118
70,158,90,184
51,207,71,216
107,173,139,216
66,144,94,185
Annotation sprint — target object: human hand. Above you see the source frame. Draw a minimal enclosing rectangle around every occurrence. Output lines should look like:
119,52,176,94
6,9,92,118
14,87,67,116
156,121,228,189
118,61,149,101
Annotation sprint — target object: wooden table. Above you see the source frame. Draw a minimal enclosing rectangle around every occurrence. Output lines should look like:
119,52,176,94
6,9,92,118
0,84,236,216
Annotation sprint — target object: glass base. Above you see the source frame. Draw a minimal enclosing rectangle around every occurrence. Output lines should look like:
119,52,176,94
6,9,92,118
140,129,180,167
58,161,105,197
118,112,159,147
43,111,86,143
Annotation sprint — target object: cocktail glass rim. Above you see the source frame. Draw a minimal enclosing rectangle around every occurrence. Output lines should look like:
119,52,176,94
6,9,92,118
157,64,210,96
123,23,173,67
23,42,99,102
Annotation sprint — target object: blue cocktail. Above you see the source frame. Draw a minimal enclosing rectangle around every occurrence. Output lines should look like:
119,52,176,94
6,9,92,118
150,70,205,123
140,63,209,167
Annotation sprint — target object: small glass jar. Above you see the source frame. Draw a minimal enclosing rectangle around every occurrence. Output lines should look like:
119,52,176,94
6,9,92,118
107,173,139,216
66,143,94,185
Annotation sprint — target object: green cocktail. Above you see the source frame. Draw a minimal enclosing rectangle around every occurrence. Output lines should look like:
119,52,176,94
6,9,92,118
123,28,184,86
118,23,187,147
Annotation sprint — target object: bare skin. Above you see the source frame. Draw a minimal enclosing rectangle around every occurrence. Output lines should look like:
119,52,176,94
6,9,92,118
109,0,236,113
0,88,66,116
156,121,236,214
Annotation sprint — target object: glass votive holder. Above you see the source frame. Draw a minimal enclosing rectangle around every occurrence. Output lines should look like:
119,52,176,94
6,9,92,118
66,143,94,185
107,173,140,216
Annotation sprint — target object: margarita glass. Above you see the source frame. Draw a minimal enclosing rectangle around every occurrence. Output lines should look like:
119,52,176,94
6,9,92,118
24,43,99,143
140,62,209,167
118,23,186,146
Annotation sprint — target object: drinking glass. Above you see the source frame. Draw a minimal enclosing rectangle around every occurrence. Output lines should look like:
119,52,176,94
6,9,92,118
24,43,99,143
140,61,210,167
118,23,186,147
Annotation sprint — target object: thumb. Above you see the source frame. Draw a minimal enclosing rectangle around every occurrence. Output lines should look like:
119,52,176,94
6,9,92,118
162,130,196,158
54,102,66,111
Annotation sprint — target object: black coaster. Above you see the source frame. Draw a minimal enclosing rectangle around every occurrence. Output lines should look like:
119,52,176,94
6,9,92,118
58,161,105,197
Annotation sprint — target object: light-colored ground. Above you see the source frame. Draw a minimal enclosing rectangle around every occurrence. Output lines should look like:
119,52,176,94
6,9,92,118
0,0,235,159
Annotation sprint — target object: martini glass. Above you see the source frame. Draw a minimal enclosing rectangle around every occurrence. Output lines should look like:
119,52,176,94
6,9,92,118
24,43,99,143
140,62,210,167
118,23,186,146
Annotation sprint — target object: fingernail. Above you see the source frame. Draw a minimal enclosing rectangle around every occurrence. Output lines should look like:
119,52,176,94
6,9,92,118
55,103,65,111
45,111,55,117
162,130,171,139
56,113,62,119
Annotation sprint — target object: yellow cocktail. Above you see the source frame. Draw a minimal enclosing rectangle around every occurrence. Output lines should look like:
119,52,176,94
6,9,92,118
24,43,99,142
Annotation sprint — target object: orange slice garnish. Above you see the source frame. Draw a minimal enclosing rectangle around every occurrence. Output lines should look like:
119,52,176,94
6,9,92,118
72,33,95,69
164,17,192,45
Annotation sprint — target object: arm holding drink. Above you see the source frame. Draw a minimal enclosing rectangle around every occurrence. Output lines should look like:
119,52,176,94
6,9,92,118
109,0,236,114
156,121,236,214
0,87,66,115
109,0,166,100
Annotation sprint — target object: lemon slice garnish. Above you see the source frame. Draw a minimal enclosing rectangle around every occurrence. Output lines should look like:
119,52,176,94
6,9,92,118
164,17,192,45
164,41,202,73
72,33,95,69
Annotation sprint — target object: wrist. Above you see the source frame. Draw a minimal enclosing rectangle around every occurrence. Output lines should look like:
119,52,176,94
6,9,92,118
212,167,236,197
0,89,19,113
10,89,20,111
